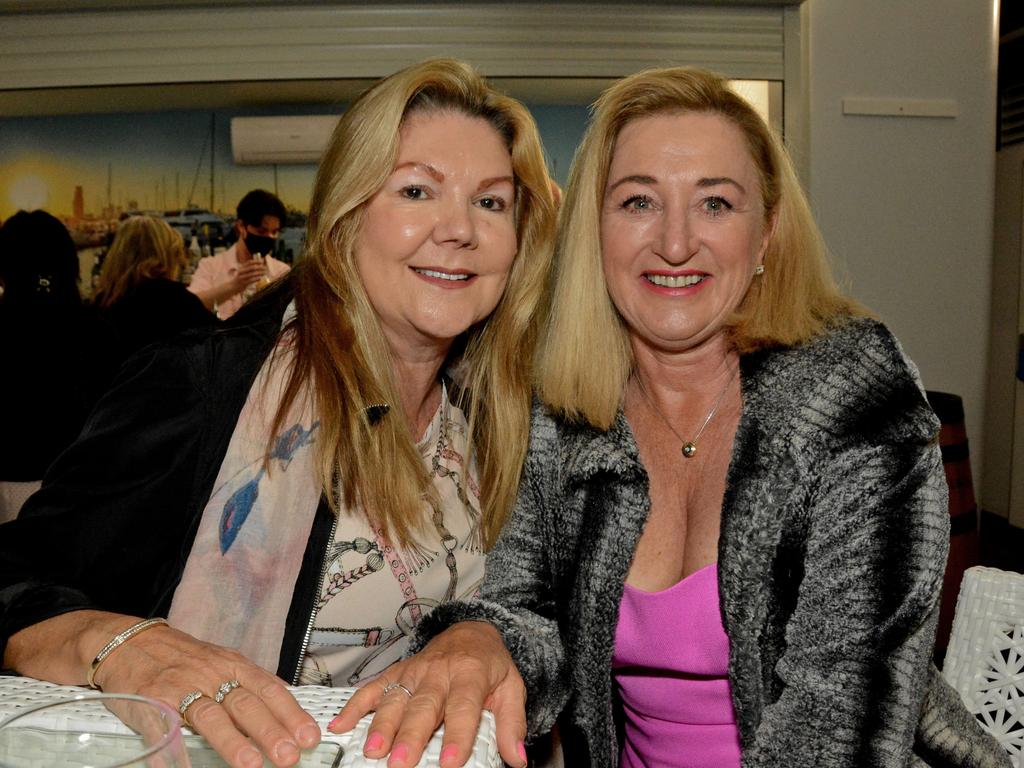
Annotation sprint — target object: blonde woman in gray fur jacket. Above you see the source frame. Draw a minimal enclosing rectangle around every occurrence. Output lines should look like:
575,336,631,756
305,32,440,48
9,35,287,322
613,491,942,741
333,68,1008,768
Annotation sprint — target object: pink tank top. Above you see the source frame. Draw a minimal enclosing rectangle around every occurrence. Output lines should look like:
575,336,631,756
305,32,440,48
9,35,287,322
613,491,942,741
612,562,741,768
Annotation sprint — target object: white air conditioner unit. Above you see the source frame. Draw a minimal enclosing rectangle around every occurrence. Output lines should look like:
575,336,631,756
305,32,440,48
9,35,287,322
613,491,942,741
230,115,340,165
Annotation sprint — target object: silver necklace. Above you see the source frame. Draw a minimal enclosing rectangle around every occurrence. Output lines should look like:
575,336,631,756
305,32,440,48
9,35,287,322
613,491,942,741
635,365,738,459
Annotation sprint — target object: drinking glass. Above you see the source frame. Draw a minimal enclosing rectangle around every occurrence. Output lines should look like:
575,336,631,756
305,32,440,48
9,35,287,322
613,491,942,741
0,693,189,767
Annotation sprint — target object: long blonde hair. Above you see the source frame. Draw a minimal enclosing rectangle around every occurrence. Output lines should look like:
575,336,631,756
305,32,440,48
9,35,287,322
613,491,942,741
94,216,188,309
539,66,860,429
270,58,556,548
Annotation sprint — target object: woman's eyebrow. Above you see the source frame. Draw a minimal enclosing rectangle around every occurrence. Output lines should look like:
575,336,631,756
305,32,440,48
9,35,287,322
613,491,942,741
606,174,657,192
698,176,746,194
477,176,515,192
394,161,444,182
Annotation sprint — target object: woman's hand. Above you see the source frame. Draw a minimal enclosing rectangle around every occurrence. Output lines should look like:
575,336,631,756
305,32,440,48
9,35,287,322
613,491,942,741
5,611,320,768
329,621,528,768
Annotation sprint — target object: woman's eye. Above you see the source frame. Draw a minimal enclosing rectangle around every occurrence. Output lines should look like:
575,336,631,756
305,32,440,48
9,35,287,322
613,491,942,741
702,196,733,216
622,194,653,212
476,195,507,212
401,186,428,200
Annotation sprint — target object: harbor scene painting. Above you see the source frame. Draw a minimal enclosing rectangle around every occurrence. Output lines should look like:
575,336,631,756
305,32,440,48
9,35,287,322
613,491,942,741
0,101,591,293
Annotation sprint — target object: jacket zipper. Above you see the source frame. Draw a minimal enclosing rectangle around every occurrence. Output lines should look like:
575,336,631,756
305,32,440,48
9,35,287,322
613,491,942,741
291,512,338,684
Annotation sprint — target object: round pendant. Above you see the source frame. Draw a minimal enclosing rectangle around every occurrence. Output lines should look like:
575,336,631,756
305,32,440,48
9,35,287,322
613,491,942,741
682,442,697,458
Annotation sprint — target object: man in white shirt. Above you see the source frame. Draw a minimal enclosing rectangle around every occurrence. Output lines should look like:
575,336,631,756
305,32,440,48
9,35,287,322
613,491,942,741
188,189,291,320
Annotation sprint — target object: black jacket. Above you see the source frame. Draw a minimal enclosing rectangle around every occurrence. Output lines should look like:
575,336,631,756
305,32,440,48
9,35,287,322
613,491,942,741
0,302,120,481
102,278,217,361
0,283,334,682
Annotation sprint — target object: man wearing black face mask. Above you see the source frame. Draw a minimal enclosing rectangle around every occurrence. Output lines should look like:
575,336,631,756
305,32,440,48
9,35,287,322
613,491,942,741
188,189,290,320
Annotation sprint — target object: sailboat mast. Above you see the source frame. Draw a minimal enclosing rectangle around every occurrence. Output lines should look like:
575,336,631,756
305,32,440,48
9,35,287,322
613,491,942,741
209,113,215,212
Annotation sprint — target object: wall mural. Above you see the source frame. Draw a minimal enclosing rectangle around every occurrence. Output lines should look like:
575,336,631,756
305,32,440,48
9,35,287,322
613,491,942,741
0,103,589,289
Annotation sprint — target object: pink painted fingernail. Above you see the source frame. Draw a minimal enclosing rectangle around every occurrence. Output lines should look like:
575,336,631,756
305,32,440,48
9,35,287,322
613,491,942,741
365,732,384,752
389,742,409,766
441,744,459,763
517,740,528,765
327,716,343,733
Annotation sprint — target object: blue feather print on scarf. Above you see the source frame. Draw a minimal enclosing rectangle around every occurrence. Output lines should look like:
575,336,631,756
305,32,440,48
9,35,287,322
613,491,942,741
219,421,319,553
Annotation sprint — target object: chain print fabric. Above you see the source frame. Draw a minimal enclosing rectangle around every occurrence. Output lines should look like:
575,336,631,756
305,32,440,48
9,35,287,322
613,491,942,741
298,388,485,687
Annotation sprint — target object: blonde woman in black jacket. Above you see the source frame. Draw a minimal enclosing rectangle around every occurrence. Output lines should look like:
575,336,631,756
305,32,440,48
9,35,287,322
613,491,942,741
0,59,555,768
94,214,216,359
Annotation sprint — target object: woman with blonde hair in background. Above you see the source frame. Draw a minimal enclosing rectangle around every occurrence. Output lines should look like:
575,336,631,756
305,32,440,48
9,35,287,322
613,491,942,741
0,57,556,768
94,214,216,358
336,66,1008,768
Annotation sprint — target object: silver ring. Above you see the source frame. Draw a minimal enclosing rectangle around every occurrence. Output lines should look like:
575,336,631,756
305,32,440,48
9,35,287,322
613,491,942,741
382,682,413,699
214,679,241,704
178,690,204,717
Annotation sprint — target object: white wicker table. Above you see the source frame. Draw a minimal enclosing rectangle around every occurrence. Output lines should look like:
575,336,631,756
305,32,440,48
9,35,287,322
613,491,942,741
0,676,500,768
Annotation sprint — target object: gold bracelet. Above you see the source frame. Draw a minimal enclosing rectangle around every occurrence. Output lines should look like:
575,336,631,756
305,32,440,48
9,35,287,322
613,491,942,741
87,617,169,690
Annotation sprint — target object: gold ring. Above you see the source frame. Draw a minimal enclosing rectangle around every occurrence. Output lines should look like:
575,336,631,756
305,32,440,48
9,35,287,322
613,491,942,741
178,690,204,725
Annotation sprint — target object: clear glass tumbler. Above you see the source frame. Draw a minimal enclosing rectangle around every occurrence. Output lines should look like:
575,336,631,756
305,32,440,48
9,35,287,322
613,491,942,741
0,693,189,767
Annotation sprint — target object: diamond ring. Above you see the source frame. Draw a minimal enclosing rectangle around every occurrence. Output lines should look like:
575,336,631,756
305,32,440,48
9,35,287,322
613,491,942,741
178,689,204,724
214,679,241,704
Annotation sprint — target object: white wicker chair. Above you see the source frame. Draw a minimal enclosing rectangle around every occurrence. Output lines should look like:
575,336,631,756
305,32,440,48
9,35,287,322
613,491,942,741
942,566,1024,767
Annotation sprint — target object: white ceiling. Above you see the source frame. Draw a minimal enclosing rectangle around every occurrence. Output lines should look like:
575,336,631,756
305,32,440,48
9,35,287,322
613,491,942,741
0,0,803,12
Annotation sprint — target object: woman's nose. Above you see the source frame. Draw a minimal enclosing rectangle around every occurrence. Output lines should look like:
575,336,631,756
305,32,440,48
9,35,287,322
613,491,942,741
434,196,477,249
654,208,698,264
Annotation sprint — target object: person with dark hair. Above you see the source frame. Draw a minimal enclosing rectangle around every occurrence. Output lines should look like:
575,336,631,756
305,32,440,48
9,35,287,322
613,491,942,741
188,189,290,319
0,210,117,522
94,215,216,360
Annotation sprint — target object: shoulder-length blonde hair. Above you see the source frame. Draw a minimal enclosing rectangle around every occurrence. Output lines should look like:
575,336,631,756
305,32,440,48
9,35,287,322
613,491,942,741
539,66,861,429
270,58,556,549
94,215,188,309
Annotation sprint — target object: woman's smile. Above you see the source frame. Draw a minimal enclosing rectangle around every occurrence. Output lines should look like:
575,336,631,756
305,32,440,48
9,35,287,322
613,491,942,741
411,266,477,285
641,270,710,293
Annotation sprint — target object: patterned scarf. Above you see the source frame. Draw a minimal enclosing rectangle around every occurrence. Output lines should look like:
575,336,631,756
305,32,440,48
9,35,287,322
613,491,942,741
168,315,320,673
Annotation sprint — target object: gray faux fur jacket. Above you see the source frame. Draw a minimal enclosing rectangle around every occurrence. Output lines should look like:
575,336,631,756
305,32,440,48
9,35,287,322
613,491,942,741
416,318,1008,768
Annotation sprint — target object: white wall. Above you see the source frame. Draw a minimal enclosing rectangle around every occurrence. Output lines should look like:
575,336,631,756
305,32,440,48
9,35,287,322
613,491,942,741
806,0,999,508
988,143,1024,524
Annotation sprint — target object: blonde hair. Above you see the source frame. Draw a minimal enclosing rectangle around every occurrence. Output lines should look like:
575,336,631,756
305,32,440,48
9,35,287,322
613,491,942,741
94,216,188,309
539,66,861,428
270,58,556,548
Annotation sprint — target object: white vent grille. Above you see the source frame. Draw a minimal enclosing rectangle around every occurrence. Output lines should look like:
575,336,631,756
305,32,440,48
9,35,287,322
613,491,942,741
0,4,786,90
